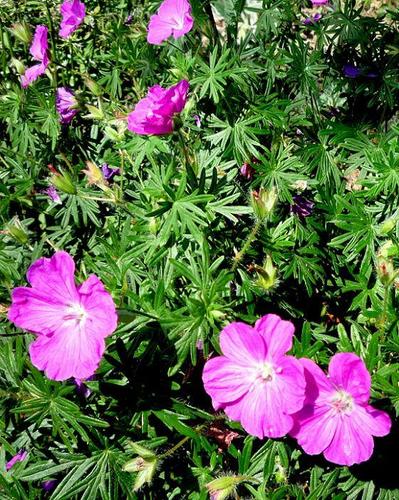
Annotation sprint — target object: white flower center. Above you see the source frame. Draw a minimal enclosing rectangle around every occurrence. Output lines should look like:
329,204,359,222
64,303,87,323
331,390,354,414
259,362,274,383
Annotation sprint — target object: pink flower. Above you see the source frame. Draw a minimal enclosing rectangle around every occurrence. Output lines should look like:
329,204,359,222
6,450,27,471
8,251,117,381
21,25,49,88
56,87,78,124
147,0,193,45
311,0,328,4
59,0,86,39
127,80,189,135
291,353,391,466
202,314,306,439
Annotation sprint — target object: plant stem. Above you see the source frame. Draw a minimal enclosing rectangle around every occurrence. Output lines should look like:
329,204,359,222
231,220,262,271
45,0,58,88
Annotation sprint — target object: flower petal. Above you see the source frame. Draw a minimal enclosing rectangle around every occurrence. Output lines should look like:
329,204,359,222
147,15,173,45
8,287,67,335
26,251,79,303
220,322,266,364
202,356,252,404
323,415,374,466
351,405,391,437
29,322,106,381
291,404,337,455
300,357,334,403
78,275,118,338
328,353,371,404
274,355,306,414
238,382,294,438
254,314,294,360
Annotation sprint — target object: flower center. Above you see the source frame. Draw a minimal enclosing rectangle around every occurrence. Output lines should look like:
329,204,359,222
64,303,87,323
331,390,354,414
259,362,274,383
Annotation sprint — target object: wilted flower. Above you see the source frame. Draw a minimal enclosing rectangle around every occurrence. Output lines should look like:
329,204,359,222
291,353,391,466
82,161,104,186
343,64,361,78
203,314,306,438
345,168,362,191
205,421,240,452
101,163,120,181
59,0,86,39
147,0,193,45
56,87,79,124
240,162,255,180
127,80,189,135
6,450,27,471
42,186,62,204
290,195,314,217
8,251,118,381
21,25,49,88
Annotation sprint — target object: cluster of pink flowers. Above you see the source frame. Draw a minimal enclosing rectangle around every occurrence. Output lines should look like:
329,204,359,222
20,0,194,133
203,314,391,466
8,251,117,381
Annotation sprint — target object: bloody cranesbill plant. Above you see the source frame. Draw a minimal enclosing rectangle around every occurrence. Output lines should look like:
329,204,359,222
0,0,399,497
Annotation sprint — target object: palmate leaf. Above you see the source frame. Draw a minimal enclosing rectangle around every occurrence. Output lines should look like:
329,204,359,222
13,378,108,451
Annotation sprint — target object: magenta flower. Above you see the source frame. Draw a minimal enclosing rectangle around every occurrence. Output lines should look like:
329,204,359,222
56,87,78,124
291,353,391,466
8,251,118,381
147,0,193,45
311,0,328,4
202,314,306,439
59,0,86,39
128,80,189,135
6,450,27,471
21,25,49,88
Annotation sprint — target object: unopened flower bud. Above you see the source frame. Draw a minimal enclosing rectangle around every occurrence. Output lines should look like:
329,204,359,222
123,443,158,491
82,161,105,187
50,169,77,195
377,257,396,287
83,76,103,96
250,187,277,220
379,218,397,235
11,58,25,75
10,23,31,44
206,475,242,500
6,217,29,245
85,104,104,120
255,255,277,291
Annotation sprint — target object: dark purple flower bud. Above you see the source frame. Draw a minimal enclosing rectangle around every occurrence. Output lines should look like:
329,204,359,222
6,449,27,471
290,195,314,217
240,162,255,180
56,87,78,124
366,71,378,78
125,14,133,25
101,163,120,181
41,186,62,204
74,376,95,398
343,64,361,78
303,13,322,25
42,480,58,491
